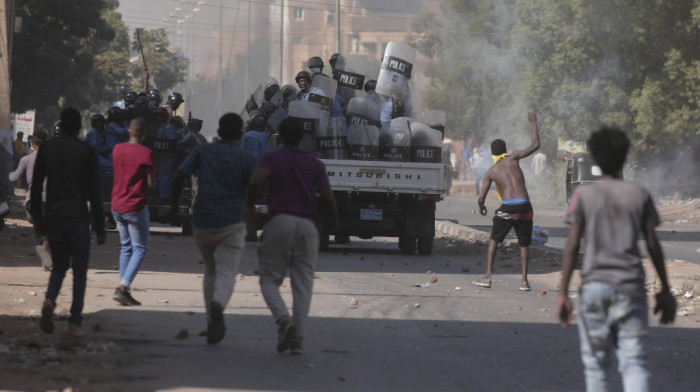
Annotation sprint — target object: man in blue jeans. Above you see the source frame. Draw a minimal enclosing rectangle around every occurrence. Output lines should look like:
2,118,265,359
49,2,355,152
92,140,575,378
31,108,106,338
111,117,155,306
558,127,676,391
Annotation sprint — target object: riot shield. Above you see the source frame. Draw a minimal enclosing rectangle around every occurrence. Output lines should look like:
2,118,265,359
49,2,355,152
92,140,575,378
347,123,380,161
307,75,337,113
379,117,412,162
376,42,415,100
346,97,381,128
413,110,446,137
409,122,442,163
316,117,347,160
242,83,265,121
288,101,323,154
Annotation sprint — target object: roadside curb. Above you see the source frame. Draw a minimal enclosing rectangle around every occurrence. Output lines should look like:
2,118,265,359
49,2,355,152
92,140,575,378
435,219,563,256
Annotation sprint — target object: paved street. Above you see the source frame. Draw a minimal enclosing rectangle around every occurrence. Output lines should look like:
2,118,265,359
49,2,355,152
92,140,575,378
1,190,699,391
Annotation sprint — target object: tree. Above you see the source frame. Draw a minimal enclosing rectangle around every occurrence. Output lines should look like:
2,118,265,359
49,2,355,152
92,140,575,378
11,0,188,129
12,0,119,126
130,28,189,96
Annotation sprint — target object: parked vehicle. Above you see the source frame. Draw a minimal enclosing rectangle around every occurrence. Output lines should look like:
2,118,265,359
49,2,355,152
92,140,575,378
565,152,602,204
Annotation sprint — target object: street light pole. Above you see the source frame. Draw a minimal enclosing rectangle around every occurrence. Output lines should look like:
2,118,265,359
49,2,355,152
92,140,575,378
335,0,340,53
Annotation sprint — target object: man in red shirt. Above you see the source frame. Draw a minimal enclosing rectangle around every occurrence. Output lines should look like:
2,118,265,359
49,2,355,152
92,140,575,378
111,117,155,306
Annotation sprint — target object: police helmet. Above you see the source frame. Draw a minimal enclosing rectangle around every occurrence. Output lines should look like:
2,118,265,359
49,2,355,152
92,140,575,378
107,106,122,121
329,53,345,71
307,56,324,70
364,79,377,92
248,113,267,132
118,83,131,96
167,92,184,109
90,114,106,129
295,71,311,84
170,115,185,129
155,106,169,119
134,96,150,109
51,121,62,138
264,83,280,101
148,89,163,106
124,91,138,106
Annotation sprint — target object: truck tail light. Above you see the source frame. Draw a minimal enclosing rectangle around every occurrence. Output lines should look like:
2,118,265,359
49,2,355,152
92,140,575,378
419,195,441,202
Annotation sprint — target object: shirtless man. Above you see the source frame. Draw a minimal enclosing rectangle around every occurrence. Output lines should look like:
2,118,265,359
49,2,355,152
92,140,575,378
473,112,539,291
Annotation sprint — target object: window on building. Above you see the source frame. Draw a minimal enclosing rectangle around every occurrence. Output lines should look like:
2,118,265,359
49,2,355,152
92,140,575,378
293,8,304,20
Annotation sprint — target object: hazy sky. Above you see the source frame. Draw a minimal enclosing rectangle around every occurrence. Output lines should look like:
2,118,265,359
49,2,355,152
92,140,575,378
117,0,251,77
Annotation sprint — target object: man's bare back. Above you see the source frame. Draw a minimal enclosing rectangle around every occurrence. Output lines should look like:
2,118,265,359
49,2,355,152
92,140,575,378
478,113,539,216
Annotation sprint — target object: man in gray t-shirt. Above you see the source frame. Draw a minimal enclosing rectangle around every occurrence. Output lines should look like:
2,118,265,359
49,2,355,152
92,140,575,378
557,127,675,392
565,180,658,298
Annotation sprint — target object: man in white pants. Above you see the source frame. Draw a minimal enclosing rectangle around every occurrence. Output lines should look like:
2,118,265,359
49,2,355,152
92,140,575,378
170,113,256,344
247,117,340,355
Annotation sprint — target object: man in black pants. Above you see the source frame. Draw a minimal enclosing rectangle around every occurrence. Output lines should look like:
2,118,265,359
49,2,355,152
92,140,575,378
472,113,539,291
31,108,106,338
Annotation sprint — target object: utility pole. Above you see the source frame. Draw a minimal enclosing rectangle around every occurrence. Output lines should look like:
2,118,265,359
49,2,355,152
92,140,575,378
0,0,16,188
279,0,284,82
335,0,340,53
245,1,250,98
217,0,223,120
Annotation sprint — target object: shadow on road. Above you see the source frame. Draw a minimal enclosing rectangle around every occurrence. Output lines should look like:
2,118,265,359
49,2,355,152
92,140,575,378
0,309,696,391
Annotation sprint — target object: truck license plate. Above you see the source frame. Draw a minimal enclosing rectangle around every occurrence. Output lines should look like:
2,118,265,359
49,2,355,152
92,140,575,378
360,209,383,220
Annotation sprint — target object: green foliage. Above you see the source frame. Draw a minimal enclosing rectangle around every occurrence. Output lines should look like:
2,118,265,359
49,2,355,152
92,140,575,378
409,0,700,160
131,28,189,94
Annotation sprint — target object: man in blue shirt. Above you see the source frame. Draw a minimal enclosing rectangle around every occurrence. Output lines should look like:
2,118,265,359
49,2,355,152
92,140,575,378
170,113,257,345
241,113,268,160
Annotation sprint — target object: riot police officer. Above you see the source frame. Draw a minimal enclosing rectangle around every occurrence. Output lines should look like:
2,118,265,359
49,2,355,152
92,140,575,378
167,92,184,113
148,89,163,110
295,71,311,101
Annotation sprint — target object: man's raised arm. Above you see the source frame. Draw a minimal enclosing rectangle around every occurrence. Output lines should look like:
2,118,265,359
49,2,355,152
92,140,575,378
512,112,540,160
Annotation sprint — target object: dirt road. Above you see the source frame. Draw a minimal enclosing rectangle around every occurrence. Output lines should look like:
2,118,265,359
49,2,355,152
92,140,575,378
1,189,699,391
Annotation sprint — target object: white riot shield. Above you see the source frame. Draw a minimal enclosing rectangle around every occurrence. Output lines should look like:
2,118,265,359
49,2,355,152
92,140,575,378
413,110,446,137
347,124,379,161
307,75,337,113
316,116,347,160
379,117,412,162
242,83,265,121
376,42,415,100
409,122,442,163
288,101,323,154
346,97,381,128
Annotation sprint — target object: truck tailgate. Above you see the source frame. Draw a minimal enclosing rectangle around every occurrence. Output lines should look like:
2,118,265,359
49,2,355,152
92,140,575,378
321,159,446,194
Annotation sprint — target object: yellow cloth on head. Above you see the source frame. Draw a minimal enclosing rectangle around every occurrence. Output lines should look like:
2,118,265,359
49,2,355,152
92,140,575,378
491,153,509,200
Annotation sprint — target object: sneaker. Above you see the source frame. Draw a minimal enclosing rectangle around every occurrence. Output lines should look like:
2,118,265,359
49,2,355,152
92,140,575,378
519,281,531,291
290,340,304,355
277,321,297,353
472,276,492,288
68,324,87,338
35,245,52,271
40,299,55,334
113,288,142,306
207,301,226,344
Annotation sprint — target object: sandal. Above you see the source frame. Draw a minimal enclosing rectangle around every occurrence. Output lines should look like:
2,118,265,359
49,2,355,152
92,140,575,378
519,281,531,291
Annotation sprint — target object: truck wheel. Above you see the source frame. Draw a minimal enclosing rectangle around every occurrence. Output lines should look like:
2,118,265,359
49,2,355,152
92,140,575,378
319,232,330,251
417,236,434,255
334,234,350,244
399,235,416,255
181,218,193,236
